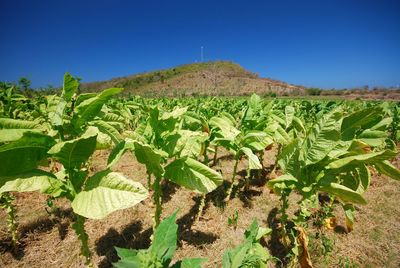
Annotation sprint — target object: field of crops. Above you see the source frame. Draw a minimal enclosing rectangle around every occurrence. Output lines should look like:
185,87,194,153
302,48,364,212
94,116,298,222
1,74,400,267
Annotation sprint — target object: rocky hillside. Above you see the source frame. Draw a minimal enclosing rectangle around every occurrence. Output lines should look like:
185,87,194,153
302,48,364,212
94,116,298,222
81,61,305,97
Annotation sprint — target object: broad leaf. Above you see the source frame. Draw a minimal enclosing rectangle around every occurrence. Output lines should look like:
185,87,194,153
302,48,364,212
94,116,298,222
133,141,164,178
319,183,367,204
327,150,397,169
71,170,148,219
0,169,62,194
238,147,262,170
150,211,178,264
74,87,123,128
209,116,240,140
0,129,41,143
0,132,55,176
0,118,39,129
91,120,122,145
165,157,223,194
48,127,97,170
375,160,400,181
303,110,342,165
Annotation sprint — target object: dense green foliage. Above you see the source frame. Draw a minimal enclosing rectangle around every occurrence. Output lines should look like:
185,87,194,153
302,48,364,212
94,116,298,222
1,73,399,266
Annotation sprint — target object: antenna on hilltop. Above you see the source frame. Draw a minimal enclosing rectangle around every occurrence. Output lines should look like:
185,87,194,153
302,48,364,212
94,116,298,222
201,46,204,62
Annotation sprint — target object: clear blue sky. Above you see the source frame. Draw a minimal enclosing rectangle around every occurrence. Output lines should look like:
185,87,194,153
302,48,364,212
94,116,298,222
1,0,399,89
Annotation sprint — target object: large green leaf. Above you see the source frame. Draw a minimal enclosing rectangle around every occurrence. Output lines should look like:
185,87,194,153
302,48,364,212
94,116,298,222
50,73,79,126
375,160,400,181
48,127,97,170
150,211,178,264
165,157,223,194
341,107,382,140
327,150,397,169
91,120,122,145
71,170,148,219
264,122,290,144
285,106,295,129
209,116,240,140
74,87,123,128
241,131,273,151
277,138,302,177
107,139,135,168
133,141,164,178
303,110,342,165
0,118,39,129
0,132,55,176
114,212,181,267
0,129,41,143
113,248,141,268
62,72,79,102
238,147,262,170
0,169,62,194
319,183,367,204
358,130,387,147
173,130,207,158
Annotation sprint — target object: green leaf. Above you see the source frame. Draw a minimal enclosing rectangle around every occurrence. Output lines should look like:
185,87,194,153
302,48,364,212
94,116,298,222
358,130,387,147
133,141,164,178
91,120,122,145
107,139,135,168
375,160,400,181
319,183,367,204
278,138,302,177
62,72,79,102
285,106,295,129
267,174,298,193
114,248,141,268
0,132,55,177
74,87,123,128
71,170,148,219
0,118,39,129
48,127,97,170
0,129,41,143
341,107,382,140
241,131,273,151
327,150,397,169
171,258,208,268
210,116,240,140
303,110,342,165
150,211,178,264
165,157,223,194
174,130,207,158
0,169,62,194
238,147,262,170
50,73,79,126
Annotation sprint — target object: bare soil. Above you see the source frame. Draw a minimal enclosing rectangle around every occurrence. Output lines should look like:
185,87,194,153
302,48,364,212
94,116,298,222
1,148,399,267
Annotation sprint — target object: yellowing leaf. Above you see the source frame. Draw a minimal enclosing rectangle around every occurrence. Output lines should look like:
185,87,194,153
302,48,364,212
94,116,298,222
324,217,337,230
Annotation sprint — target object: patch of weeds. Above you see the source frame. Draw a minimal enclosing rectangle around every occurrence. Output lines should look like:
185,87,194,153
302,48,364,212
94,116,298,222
338,256,359,268
227,209,239,230
368,227,383,241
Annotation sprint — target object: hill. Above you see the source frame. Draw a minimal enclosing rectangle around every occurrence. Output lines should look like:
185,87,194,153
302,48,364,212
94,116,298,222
81,61,305,97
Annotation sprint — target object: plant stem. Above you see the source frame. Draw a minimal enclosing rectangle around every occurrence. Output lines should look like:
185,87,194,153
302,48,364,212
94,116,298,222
213,145,218,165
279,192,291,248
71,214,92,266
0,193,18,249
225,159,239,202
152,176,162,230
244,167,251,191
147,173,152,189
203,141,209,165
196,193,206,221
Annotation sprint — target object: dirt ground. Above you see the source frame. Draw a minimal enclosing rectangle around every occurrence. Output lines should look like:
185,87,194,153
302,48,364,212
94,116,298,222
0,147,399,268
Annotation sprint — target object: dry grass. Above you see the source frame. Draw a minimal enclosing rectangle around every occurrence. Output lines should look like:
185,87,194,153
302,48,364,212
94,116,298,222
1,148,399,267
